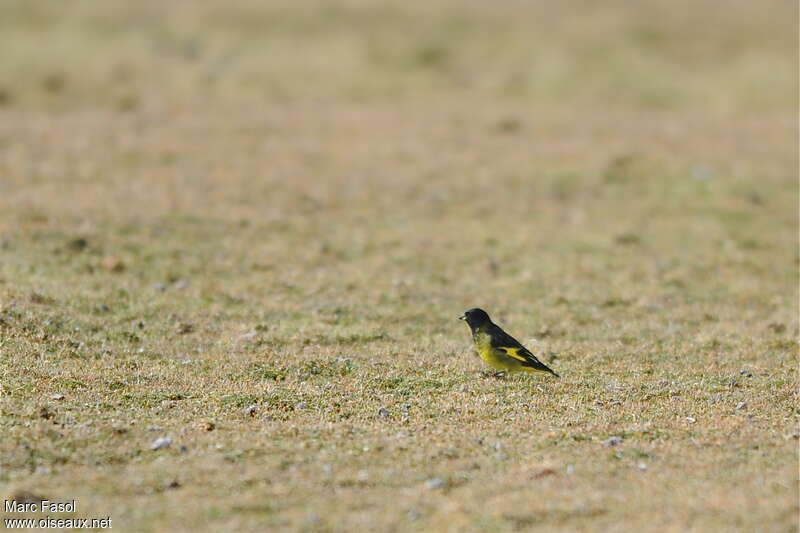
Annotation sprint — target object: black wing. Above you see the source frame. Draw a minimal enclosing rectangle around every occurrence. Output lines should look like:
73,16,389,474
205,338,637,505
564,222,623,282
488,323,560,377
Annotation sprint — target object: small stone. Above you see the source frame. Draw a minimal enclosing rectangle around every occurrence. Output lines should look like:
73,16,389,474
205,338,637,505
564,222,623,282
201,421,216,431
566,464,575,475
67,237,88,251
739,369,753,377
768,322,786,334
735,402,747,410
238,331,258,342
602,436,623,447
636,462,648,471
495,116,523,133
166,479,181,490
172,279,188,290
425,477,445,490
691,164,713,181
160,400,177,409
295,402,308,410
9,490,45,505
177,323,194,334
615,233,641,246
102,256,125,273
50,394,65,401
685,417,697,424
531,467,556,479
116,93,139,112
30,292,54,305
42,72,67,92
245,405,258,417
377,407,390,419
151,437,172,450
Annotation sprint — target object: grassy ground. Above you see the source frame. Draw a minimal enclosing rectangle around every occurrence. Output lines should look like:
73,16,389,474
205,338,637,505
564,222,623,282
0,1,797,531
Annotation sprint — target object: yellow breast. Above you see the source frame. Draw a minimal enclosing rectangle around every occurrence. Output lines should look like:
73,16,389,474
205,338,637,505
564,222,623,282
473,331,521,371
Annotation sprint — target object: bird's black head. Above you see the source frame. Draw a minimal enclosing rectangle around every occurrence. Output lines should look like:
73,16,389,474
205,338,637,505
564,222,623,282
459,308,491,330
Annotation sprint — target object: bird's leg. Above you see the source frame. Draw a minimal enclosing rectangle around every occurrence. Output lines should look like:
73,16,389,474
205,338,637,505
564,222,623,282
479,370,508,379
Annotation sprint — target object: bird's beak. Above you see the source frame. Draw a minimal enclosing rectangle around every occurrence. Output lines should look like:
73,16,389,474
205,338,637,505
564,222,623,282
458,314,466,320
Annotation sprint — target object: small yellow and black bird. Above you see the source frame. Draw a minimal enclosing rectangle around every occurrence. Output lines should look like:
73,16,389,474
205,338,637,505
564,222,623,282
459,308,560,378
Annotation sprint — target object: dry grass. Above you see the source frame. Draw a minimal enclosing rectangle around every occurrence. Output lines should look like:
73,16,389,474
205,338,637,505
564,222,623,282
0,1,797,531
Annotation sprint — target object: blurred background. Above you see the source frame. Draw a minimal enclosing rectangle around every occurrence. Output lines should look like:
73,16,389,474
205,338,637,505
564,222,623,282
1,0,795,111
0,0,795,321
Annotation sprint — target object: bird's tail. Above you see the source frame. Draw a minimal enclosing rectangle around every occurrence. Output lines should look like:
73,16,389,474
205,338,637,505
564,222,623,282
521,364,560,378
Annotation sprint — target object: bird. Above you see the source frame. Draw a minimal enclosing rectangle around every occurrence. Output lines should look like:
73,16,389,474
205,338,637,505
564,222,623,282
459,308,560,378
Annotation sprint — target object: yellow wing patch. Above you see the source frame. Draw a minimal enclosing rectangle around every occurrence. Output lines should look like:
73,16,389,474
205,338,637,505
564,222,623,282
498,346,527,362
